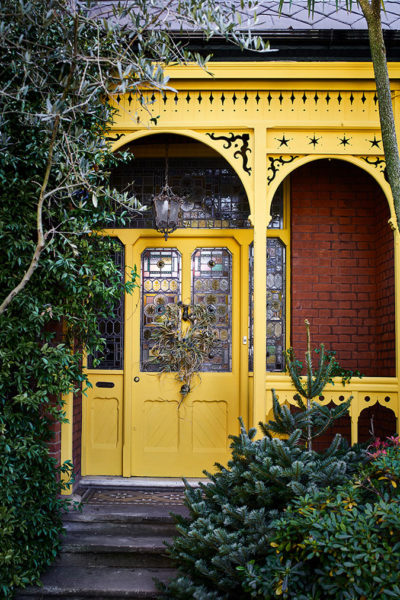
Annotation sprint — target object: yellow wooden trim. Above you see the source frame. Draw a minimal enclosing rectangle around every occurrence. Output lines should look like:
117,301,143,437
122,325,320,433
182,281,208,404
252,125,268,428
85,369,124,375
123,240,135,477
60,392,73,494
264,374,399,444
284,178,291,356
237,229,253,426
266,373,399,389
163,61,400,80
266,154,396,228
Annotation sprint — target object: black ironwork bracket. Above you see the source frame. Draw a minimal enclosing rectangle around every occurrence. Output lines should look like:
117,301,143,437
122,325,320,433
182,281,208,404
362,156,388,181
105,133,126,142
207,132,252,175
267,155,299,185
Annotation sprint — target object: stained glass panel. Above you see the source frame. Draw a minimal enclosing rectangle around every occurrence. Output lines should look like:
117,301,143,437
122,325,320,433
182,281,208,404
88,239,125,370
248,238,286,371
192,248,232,371
141,248,181,371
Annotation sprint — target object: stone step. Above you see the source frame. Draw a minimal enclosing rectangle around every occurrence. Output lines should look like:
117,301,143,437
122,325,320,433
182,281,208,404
57,533,173,568
16,566,175,599
63,504,187,537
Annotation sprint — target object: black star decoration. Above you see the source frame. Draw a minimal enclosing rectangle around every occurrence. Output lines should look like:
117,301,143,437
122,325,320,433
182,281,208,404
339,135,351,147
368,135,381,149
276,135,290,147
308,134,321,147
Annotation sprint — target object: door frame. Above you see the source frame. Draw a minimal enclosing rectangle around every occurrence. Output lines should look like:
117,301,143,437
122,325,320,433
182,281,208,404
124,228,251,476
82,227,252,477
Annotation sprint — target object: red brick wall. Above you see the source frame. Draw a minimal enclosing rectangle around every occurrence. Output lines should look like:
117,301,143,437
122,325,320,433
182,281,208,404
47,413,62,463
291,160,395,377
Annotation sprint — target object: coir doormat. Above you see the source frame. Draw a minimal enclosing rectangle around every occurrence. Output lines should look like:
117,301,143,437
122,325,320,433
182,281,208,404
80,488,186,505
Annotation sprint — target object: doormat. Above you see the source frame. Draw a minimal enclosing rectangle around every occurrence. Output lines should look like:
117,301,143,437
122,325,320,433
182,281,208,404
80,488,186,505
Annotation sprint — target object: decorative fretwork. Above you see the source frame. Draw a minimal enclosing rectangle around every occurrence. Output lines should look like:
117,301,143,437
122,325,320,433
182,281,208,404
192,248,232,372
267,155,299,185
88,240,125,370
112,90,379,128
206,132,252,175
141,248,181,371
105,132,126,143
111,157,251,228
249,238,286,372
361,156,388,181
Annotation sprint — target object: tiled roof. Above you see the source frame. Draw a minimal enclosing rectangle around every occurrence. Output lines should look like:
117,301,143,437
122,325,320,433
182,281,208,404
238,1,400,31
90,1,400,31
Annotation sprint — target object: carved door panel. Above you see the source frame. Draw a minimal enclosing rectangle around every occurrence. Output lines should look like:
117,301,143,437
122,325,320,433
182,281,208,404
130,237,241,477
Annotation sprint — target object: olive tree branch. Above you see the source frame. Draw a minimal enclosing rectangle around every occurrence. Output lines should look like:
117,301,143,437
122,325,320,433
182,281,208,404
0,14,79,316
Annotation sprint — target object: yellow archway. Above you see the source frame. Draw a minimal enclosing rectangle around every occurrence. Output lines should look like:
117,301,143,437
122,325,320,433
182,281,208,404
111,129,254,217
266,154,396,228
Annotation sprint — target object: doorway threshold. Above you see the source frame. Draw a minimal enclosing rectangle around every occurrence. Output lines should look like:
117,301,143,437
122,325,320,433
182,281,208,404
79,476,207,489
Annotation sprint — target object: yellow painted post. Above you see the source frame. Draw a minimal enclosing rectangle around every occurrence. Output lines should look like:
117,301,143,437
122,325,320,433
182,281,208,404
123,238,135,477
350,404,359,447
252,127,267,428
60,392,73,494
350,414,358,445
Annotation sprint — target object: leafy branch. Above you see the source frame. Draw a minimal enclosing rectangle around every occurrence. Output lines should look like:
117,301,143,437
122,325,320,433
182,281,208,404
148,302,218,407
262,320,353,451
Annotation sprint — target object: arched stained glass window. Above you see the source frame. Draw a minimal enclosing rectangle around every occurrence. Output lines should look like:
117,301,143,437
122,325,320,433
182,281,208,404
111,157,250,229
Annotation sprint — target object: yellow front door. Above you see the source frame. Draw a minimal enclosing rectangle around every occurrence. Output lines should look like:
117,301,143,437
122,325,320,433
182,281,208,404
130,235,242,477
83,230,249,478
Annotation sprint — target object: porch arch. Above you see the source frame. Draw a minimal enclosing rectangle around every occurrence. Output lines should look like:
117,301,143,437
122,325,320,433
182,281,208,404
266,154,396,227
110,129,254,217
288,158,396,378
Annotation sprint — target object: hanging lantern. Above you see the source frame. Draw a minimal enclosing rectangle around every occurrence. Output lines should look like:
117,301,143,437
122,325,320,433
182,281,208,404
152,145,182,240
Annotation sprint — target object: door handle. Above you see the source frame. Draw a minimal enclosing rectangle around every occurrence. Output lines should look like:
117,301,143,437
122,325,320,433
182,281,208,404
134,376,140,382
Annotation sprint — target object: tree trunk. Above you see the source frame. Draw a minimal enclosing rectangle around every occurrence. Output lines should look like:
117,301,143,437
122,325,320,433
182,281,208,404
360,0,400,229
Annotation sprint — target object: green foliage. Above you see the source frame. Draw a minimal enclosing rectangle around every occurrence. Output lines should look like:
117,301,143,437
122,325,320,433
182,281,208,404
239,485,400,599
356,435,400,500
0,1,269,595
281,320,353,450
236,441,400,599
262,389,351,448
149,303,218,404
160,417,363,599
160,326,365,599
0,399,73,598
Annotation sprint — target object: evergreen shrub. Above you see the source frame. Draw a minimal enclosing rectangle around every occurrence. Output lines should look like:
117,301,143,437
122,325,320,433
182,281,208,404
160,420,363,599
0,399,72,597
239,445,400,599
160,329,367,599
163,434,400,600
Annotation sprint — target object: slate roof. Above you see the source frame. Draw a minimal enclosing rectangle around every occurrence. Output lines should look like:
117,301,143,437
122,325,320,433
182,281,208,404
237,1,400,31
90,1,400,31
